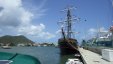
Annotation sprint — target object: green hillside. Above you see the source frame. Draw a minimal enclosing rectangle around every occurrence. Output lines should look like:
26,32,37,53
0,35,34,46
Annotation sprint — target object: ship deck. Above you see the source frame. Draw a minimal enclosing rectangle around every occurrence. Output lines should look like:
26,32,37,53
79,48,113,64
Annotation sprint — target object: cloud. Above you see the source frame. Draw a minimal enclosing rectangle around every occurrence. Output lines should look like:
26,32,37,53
18,23,55,39
37,32,55,39
56,30,61,34
18,24,45,35
88,28,97,34
88,27,108,34
81,27,108,40
0,0,55,40
23,0,47,19
111,0,113,7
0,0,35,27
87,27,108,39
0,7,3,11
0,28,2,32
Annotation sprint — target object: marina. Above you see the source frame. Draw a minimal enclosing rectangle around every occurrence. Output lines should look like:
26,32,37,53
0,0,113,64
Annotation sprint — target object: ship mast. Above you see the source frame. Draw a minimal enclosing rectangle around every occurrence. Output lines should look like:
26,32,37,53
67,8,72,38
58,7,80,39
65,7,79,38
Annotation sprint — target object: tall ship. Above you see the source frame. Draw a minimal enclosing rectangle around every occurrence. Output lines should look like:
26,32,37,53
58,7,79,55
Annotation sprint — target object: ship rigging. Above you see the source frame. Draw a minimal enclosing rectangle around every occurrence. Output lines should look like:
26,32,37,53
58,7,80,39
58,7,80,55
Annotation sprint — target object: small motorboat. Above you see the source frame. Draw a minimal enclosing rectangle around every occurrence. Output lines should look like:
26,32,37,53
75,54,81,57
0,60,13,64
66,58,83,64
1,46,11,49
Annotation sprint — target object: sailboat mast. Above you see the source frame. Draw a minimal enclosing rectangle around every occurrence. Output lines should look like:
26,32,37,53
67,8,72,38
59,7,78,39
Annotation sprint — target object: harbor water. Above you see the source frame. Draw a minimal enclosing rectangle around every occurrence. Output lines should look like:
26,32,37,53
0,47,73,64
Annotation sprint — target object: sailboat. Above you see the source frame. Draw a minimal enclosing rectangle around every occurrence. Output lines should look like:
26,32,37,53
58,7,79,55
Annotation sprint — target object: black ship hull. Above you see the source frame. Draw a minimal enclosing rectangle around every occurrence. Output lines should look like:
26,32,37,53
58,38,79,55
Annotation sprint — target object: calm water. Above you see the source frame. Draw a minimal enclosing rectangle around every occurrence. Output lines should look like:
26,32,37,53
0,47,73,64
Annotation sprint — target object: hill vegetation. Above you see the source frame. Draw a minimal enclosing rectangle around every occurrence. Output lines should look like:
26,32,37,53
0,35,34,46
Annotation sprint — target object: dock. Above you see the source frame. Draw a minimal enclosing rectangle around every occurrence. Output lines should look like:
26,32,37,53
79,48,113,64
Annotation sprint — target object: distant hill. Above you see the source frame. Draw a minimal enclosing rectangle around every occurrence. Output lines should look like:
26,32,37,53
0,35,34,46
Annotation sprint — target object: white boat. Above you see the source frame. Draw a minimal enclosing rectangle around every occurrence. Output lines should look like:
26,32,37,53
0,60,13,64
66,58,83,64
75,54,81,57
1,46,11,49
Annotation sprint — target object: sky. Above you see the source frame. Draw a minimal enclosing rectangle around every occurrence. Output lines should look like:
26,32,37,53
0,0,113,44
